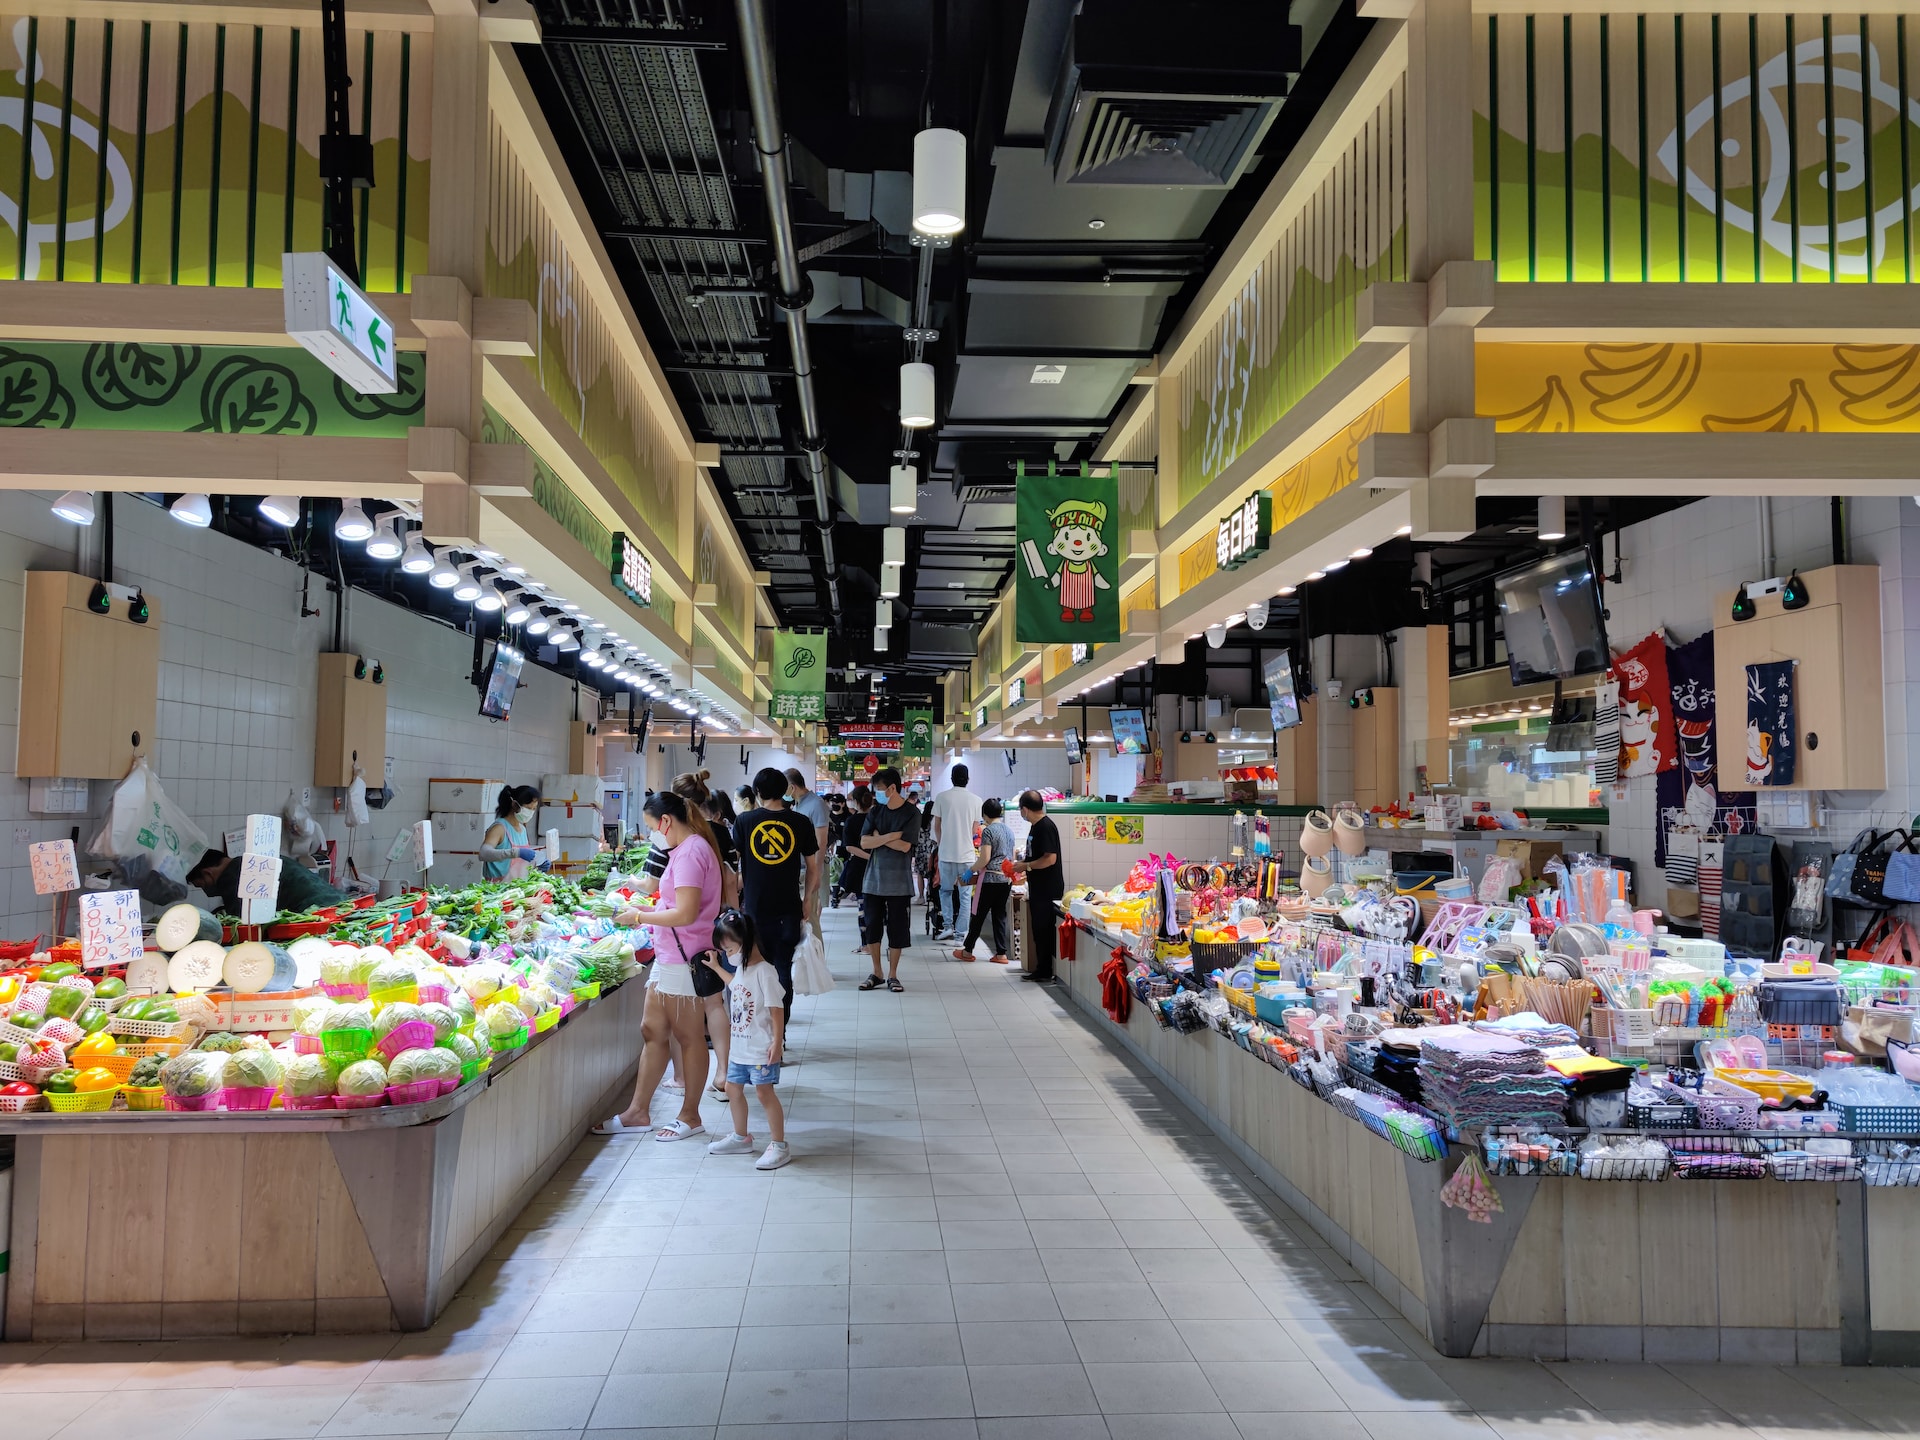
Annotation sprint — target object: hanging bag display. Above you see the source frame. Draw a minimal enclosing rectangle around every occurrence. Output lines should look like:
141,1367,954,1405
1849,828,1908,908
1884,819,1920,903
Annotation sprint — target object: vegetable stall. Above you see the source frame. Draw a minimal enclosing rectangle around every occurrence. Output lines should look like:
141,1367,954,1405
0,863,658,1342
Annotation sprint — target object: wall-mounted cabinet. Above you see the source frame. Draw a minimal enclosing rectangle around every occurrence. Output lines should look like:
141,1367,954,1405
1352,687,1401,810
18,572,161,779
1713,564,1883,792
1272,698,1319,805
314,654,388,787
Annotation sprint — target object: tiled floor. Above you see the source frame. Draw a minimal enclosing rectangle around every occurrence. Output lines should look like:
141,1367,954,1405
5,905,1920,1439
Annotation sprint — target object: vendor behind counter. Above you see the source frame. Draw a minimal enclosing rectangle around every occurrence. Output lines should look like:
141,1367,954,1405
187,847,346,916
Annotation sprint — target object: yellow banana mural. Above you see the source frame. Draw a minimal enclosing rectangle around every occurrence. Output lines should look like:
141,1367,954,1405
1701,379,1820,433
1830,345,1920,425
1579,343,1704,425
1488,374,1577,433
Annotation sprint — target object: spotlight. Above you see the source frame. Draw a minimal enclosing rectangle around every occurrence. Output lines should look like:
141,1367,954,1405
527,608,555,636
452,564,484,603
1536,495,1567,542
473,579,505,613
554,627,581,652
501,588,531,625
170,493,212,528
259,495,301,527
1205,625,1226,649
429,552,460,589
1349,546,1373,559
1324,558,1349,571
900,363,935,428
1305,570,1326,582
366,515,404,560
51,490,97,526
334,499,374,543
401,531,435,573
1276,585,1297,597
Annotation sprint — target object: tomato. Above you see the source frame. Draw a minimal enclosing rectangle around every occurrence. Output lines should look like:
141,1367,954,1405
0,1081,38,1097
72,1067,119,1093
71,1033,117,1059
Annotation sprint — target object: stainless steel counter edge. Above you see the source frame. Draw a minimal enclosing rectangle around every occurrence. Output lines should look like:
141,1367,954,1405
0,976,640,1135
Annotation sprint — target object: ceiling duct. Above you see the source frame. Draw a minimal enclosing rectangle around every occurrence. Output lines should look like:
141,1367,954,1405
1044,0,1301,188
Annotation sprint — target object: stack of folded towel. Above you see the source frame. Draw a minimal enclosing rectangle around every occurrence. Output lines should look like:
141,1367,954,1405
1418,1024,1568,1129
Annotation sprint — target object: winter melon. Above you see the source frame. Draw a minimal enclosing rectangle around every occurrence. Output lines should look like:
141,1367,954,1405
167,940,227,993
286,935,334,987
225,940,296,993
155,904,222,953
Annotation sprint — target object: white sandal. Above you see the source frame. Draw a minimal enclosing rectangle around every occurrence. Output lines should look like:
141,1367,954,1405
654,1119,705,1142
590,1116,638,1136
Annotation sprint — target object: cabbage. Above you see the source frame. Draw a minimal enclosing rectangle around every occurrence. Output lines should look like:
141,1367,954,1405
319,946,361,986
387,1047,461,1084
224,1048,282,1090
368,958,418,995
322,1003,374,1033
159,1052,224,1098
423,1046,464,1079
335,1058,389,1096
281,1053,337,1098
460,965,507,1003
447,988,476,1024
358,944,394,972
298,1006,332,1038
444,1032,480,1063
393,944,436,970
290,995,334,1031
372,1002,424,1041
419,1003,460,1044
483,1001,527,1037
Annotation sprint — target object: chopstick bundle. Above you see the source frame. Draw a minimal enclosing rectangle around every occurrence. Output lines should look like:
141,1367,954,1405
1519,976,1592,1030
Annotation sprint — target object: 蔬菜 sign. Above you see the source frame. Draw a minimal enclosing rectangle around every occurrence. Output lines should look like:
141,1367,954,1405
282,253,398,395
1216,492,1272,570
611,532,654,607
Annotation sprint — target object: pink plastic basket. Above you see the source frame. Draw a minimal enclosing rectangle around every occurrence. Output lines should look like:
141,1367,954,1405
418,983,450,1005
221,1086,277,1112
385,1080,440,1106
322,982,369,1000
436,1076,460,1096
333,1091,388,1109
283,1094,336,1111
292,1033,325,1055
164,1092,222,1111
375,1020,437,1063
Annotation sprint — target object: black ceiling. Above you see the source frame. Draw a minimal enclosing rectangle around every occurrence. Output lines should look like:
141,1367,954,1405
520,0,1369,717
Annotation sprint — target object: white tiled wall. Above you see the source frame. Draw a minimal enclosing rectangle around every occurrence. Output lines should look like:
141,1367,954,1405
1597,494,1920,893
0,491,571,935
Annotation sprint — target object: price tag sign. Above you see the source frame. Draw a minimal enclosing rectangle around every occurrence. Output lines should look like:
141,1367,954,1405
410,820,434,872
80,889,143,970
225,827,247,858
545,828,561,866
30,838,79,895
245,814,282,856
237,853,282,906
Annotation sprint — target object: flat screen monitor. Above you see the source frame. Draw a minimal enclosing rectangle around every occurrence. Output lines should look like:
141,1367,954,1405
1063,726,1084,765
479,642,525,720
1110,707,1149,755
1496,548,1610,684
1003,747,1018,776
1264,652,1302,731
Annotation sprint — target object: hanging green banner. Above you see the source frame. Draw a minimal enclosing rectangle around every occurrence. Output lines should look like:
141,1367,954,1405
770,629,827,722
1015,464,1120,644
902,710,934,757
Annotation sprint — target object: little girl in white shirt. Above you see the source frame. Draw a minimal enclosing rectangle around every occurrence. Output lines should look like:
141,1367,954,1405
701,908,789,1170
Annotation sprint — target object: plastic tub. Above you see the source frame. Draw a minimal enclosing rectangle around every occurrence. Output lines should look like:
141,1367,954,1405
374,1020,436,1063
321,1028,375,1063
120,1085,164,1111
221,1086,277,1112
291,1033,325,1055
282,1094,337,1111
386,1080,441,1106
322,982,369,1001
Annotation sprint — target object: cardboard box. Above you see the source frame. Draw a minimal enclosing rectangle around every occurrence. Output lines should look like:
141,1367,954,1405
430,811,489,847
539,802,603,838
542,773,606,806
212,986,323,1033
555,835,601,863
431,851,485,885
1495,837,1564,880
429,778,506,812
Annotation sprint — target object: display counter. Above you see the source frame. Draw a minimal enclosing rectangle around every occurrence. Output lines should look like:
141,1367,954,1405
1058,918,1920,1366
0,976,643,1341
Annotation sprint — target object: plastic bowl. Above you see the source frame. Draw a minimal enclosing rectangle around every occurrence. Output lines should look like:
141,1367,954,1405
417,983,450,1005
374,1020,437,1063
385,1080,441,1106
47,1088,117,1112
221,1086,277,1112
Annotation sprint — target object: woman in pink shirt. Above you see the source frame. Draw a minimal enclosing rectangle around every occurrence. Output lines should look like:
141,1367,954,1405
593,791,724,1141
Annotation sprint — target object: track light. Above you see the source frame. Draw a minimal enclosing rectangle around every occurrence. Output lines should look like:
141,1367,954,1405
501,588,531,625
900,363,935,428
401,531,434,573
170,493,212,528
334,498,374,543
452,564,484,603
527,608,554,636
912,128,967,236
890,465,918,515
259,495,301,527
51,489,95,525
580,647,603,669
366,515,404,560
473,578,504,613
1537,495,1567,542
554,627,580,652
429,551,460,589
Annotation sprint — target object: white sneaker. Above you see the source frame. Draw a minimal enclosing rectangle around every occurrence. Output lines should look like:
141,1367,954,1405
708,1132,755,1155
756,1141,792,1170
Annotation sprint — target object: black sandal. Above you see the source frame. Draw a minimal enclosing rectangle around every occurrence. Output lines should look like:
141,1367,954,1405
859,975,886,991
887,977,904,993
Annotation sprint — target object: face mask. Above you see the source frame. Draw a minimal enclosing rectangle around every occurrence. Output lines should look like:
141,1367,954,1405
518,808,536,823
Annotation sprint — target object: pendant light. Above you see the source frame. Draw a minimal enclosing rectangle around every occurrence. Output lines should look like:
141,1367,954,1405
473,577,505,613
880,568,901,599
900,363,936,428
452,564,484,603
526,608,554,636
335,498,374,543
890,465,918,515
365,515,404,560
259,495,301,527
1537,494,1567,541
911,127,967,236
883,526,907,568
875,598,891,631
400,531,434,573
500,587,531,625
170,493,212,528
428,551,460,589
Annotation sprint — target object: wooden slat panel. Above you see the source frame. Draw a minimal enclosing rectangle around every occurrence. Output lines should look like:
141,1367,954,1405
1487,1178,1564,1326
314,1143,388,1301
35,1138,93,1305
1714,1179,1797,1327
1562,1178,1640,1325
238,1133,321,1300
1637,1179,1718,1326
85,1135,170,1304
163,1134,245,1302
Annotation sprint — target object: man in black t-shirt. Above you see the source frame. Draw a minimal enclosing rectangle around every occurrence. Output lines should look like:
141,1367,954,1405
733,767,819,1025
1010,790,1064,983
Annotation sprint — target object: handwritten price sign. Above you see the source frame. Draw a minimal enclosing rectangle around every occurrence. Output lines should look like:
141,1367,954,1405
30,839,79,895
80,889,143,970
244,814,282,856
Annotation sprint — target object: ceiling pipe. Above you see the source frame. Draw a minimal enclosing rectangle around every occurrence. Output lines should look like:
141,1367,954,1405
733,0,840,615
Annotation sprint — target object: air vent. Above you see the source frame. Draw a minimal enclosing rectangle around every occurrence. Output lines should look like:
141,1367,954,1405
1046,0,1300,189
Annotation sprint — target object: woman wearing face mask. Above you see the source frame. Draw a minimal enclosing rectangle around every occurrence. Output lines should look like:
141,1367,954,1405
480,786,543,881
593,790,725,1140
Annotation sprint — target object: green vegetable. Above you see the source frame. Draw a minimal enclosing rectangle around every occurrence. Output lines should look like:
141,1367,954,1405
418,1003,460,1045
322,1004,375,1033
158,1053,223,1098
445,1032,480,1063
281,1054,339,1098
335,1058,389,1096
224,1048,282,1090
199,1032,244,1053
128,1054,165,1087
44,983,89,1019
372,1002,424,1042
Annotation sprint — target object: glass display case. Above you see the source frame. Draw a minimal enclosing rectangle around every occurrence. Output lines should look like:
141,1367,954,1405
1446,719,1599,809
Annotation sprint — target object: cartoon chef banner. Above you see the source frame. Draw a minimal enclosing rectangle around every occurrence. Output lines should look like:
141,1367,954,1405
1016,463,1121,644
1610,630,1676,778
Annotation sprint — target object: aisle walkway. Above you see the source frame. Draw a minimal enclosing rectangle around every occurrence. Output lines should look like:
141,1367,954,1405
6,905,1920,1439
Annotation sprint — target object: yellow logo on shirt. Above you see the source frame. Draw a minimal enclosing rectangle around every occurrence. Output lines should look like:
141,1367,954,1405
749,820,796,865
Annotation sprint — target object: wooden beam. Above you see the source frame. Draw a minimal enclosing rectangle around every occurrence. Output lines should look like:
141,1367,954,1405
0,430,417,498
0,280,426,348
1480,283,1920,342
15,0,440,31
1482,433,1920,496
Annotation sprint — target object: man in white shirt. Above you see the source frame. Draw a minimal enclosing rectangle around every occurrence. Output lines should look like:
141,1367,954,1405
929,763,985,942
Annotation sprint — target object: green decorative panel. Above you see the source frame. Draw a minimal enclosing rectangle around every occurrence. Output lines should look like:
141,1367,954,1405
0,14,428,289
0,340,422,431
1474,12,1920,283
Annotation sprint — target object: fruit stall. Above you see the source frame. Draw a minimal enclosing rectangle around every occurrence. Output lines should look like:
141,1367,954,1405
0,864,654,1341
